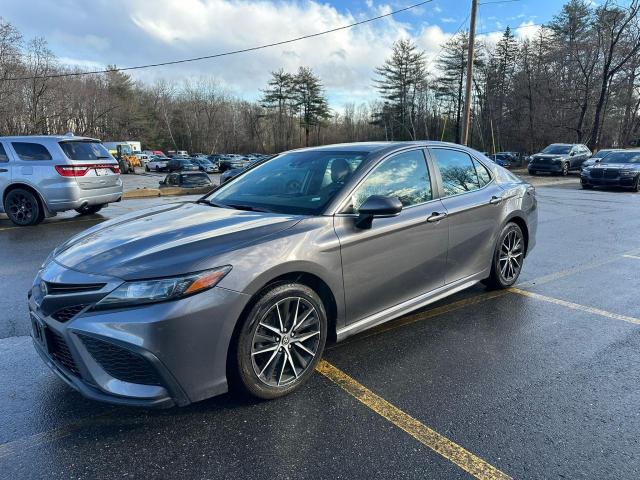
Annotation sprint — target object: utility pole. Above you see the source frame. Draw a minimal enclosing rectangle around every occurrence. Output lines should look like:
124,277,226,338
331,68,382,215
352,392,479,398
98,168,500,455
462,0,478,146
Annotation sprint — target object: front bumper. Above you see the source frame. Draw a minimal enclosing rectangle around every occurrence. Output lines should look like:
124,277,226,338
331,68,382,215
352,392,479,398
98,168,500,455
529,162,563,173
581,175,637,188
29,262,249,407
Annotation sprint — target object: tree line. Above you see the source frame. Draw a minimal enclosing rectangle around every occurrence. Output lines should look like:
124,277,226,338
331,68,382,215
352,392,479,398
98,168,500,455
1,0,639,154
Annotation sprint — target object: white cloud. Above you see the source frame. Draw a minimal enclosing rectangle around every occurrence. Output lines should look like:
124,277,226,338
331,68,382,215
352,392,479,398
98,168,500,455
514,20,541,40
441,17,457,23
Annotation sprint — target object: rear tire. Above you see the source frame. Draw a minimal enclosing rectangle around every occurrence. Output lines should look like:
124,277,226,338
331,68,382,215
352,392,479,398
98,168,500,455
145,165,150,172
74,204,104,215
231,283,327,400
4,188,44,226
528,170,536,176
581,184,593,190
483,222,525,289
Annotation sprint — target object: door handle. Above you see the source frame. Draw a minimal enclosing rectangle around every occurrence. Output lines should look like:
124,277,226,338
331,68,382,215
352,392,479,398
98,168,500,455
0,168,7,173
427,212,447,223
489,195,504,205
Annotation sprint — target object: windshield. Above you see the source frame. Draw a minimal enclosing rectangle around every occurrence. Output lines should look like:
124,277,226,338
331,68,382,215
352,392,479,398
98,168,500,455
600,151,640,164
593,150,614,159
60,141,112,160
541,145,571,154
206,150,368,215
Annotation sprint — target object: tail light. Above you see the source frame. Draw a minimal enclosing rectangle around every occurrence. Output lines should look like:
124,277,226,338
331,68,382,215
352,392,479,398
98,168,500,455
55,164,120,177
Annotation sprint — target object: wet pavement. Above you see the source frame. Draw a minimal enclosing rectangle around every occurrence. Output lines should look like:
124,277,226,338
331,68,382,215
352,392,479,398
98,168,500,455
1,184,640,479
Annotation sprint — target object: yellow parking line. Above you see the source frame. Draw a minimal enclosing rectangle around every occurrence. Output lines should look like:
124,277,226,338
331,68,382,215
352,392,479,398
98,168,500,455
316,360,512,480
508,288,640,326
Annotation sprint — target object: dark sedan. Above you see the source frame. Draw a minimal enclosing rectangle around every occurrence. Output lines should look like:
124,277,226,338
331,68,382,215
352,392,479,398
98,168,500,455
220,157,265,184
190,158,217,173
167,158,199,172
580,150,640,191
219,155,250,172
160,172,213,189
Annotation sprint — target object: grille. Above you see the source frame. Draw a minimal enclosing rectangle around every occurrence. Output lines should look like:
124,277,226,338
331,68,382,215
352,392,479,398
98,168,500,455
590,169,604,178
51,304,87,322
79,335,162,386
44,282,105,295
604,169,619,179
46,329,80,376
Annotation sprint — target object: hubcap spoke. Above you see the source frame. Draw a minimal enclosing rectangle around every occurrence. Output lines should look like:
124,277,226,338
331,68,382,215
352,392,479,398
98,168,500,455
251,296,321,388
500,229,523,281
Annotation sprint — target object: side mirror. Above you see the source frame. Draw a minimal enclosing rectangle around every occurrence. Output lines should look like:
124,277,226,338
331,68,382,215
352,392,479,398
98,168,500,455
355,195,403,229
570,151,576,156
595,158,601,163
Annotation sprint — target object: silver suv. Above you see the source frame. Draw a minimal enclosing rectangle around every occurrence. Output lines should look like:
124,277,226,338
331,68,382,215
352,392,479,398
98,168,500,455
0,135,123,226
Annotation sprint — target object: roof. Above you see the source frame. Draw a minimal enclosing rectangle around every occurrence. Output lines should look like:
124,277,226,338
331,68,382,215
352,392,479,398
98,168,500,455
0,134,99,142
285,140,477,155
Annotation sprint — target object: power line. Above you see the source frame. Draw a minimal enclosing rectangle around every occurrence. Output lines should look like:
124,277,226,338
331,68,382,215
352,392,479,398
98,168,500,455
3,0,434,82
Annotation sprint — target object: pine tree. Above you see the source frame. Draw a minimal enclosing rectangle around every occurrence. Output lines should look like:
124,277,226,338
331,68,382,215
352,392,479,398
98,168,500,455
374,39,427,140
293,67,330,147
261,69,296,151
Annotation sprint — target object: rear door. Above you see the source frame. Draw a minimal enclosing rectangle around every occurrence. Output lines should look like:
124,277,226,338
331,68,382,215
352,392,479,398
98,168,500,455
334,148,449,324
58,140,120,190
428,147,506,284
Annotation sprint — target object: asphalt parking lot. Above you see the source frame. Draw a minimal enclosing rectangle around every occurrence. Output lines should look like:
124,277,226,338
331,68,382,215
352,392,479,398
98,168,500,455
1,182,640,479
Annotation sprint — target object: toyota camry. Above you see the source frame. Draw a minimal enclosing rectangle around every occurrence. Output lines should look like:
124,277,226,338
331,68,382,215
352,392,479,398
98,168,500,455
28,142,537,407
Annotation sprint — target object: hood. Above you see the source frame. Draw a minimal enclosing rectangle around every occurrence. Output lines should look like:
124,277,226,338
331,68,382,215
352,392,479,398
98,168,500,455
53,202,301,280
532,154,568,161
595,162,640,170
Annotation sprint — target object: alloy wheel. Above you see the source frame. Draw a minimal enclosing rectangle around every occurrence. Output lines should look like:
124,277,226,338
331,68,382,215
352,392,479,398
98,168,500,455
7,191,35,225
499,229,524,282
251,297,321,387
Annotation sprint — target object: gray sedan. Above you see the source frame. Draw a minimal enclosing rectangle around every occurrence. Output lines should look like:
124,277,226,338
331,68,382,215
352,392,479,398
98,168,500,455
29,141,537,406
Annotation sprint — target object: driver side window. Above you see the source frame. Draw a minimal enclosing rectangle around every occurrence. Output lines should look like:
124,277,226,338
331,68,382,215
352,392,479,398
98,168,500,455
347,149,432,212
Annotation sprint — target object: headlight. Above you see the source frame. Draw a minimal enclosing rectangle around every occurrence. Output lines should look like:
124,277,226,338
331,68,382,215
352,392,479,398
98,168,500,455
620,170,636,176
95,266,231,309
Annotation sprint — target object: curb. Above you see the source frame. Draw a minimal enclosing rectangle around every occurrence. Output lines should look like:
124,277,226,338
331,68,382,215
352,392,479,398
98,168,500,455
122,186,215,199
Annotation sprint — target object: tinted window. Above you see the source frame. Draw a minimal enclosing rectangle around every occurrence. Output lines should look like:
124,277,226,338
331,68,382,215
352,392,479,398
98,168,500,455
599,151,640,164
0,144,8,162
60,141,111,160
431,149,481,196
474,159,492,186
181,174,210,185
349,149,431,212
12,142,52,161
541,145,571,155
209,150,367,215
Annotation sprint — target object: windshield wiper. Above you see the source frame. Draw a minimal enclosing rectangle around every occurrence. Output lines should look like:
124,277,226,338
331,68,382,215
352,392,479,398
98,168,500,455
96,156,112,159
225,203,272,213
196,198,228,208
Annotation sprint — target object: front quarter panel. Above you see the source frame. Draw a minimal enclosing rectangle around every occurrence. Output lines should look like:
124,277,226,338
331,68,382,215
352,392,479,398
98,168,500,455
216,216,346,329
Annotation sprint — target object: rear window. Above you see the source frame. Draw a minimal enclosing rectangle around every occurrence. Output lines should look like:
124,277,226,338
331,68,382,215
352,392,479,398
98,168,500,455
12,142,52,161
60,141,112,161
0,144,8,162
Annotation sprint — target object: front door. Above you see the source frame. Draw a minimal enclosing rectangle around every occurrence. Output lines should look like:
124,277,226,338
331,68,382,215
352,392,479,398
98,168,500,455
334,149,449,324
429,147,506,284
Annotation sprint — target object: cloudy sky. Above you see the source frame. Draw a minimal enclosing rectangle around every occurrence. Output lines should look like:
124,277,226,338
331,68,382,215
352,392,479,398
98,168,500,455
3,0,559,107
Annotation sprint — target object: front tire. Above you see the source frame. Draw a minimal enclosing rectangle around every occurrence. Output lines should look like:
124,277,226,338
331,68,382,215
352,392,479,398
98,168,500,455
4,188,44,226
633,175,640,193
75,204,104,215
560,162,569,176
581,184,593,190
528,169,536,176
483,222,525,289
232,283,327,399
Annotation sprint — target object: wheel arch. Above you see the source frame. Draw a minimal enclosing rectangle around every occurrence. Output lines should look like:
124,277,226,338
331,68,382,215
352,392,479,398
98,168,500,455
504,213,529,256
2,181,50,215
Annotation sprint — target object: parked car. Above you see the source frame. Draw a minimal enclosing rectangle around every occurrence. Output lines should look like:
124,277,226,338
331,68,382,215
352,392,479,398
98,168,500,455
135,153,150,166
489,153,515,168
0,135,122,226
581,148,620,170
159,171,213,189
580,149,640,191
29,141,537,406
528,143,591,176
146,155,170,172
167,158,199,172
218,155,250,172
220,157,265,184
190,158,217,173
